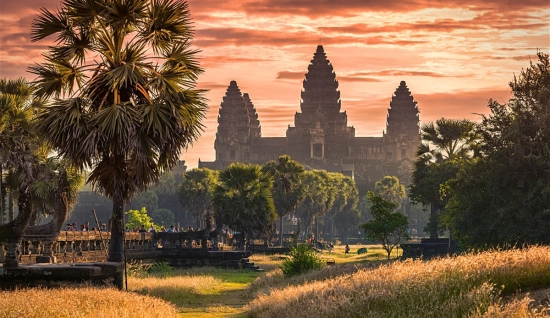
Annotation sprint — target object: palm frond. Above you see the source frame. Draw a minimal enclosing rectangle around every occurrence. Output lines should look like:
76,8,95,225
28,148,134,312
139,0,193,53
31,7,71,43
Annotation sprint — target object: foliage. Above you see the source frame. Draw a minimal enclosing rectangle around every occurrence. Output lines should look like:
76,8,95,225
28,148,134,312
151,208,174,227
328,173,359,242
262,155,305,244
30,0,206,274
409,118,477,238
213,163,276,248
373,175,406,211
178,167,218,228
294,170,335,238
361,191,410,260
280,244,325,276
126,207,153,230
149,261,172,277
443,52,550,248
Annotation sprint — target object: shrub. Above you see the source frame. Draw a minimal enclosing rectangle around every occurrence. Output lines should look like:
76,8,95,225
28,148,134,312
281,244,325,276
149,261,172,277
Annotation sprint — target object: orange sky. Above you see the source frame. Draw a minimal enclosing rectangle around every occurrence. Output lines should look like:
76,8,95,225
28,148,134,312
0,0,548,169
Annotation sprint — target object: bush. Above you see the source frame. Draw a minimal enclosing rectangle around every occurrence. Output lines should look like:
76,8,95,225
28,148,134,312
281,244,325,276
149,261,172,277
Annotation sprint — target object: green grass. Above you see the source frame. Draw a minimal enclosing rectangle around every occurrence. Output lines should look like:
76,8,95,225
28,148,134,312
130,244,405,317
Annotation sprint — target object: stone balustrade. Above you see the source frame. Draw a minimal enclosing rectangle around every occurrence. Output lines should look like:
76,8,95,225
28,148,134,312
0,231,162,264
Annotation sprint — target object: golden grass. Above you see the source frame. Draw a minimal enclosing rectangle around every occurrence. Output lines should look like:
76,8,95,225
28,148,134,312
0,287,177,318
128,273,222,304
246,246,550,318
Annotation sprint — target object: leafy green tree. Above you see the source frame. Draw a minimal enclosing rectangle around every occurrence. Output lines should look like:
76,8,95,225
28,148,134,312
409,118,477,239
178,168,218,228
31,0,207,287
374,176,406,211
151,208,174,227
443,52,550,248
262,155,305,246
361,191,410,260
125,207,153,231
213,163,276,250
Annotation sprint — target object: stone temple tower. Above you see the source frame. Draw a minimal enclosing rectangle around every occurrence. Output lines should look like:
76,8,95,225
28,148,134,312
383,81,420,183
286,45,355,161
214,81,261,163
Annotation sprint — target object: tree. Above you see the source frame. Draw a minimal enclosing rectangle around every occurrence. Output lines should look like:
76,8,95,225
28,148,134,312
213,163,276,250
262,155,305,246
0,78,44,223
295,170,334,243
125,207,153,231
443,52,550,248
31,0,207,288
178,168,218,229
409,118,477,239
327,173,359,244
361,191,410,260
374,176,406,211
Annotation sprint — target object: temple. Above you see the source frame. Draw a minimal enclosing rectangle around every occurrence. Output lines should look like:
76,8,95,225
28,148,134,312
199,45,420,192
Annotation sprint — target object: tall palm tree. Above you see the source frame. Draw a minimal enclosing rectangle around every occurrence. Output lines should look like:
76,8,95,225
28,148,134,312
30,0,207,288
213,163,275,250
374,176,406,212
295,170,335,243
262,155,305,246
410,118,477,239
0,78,43,223
327,173,358,243
0,78,46,268
178,168,218,229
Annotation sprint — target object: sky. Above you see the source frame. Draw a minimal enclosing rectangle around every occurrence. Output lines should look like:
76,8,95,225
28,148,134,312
0,0,548,169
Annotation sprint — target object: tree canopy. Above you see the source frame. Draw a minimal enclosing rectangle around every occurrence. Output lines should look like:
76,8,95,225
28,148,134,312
213,163,276,250
443,52,550,248
29,0,206,287
361,191,410,260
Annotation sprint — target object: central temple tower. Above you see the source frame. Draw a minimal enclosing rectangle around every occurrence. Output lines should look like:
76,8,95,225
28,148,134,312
286,45,355,161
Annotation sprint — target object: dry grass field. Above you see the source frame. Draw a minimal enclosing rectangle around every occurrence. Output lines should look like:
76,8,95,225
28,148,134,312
2,244,550,317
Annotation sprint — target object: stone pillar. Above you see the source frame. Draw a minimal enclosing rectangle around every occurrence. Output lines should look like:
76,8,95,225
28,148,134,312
36,238,57,263
3,238,20,268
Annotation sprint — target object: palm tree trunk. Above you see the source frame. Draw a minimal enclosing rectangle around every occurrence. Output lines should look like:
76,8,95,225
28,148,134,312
429,204,439,239
279,214,283,247
108,193,125,290
0,161,3,225
8,193,14,222
2,186,33,268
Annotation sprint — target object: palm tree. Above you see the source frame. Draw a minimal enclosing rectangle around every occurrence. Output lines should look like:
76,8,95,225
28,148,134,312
374,176,406,212
410,118,477,239
327,173,358,243
213,163,275,250
262,155,305,246
178,168,218,229
295,170,335,243
0,78,45,267
0,78,43,223
30,0,207,288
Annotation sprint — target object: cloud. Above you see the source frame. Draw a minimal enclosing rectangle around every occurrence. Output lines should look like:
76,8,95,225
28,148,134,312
276,70,305,80
338,76,384,83
346,70,472,78
195,28,428,47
